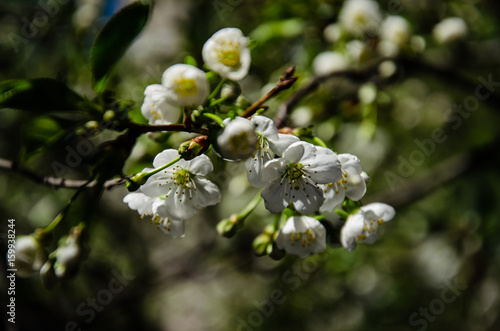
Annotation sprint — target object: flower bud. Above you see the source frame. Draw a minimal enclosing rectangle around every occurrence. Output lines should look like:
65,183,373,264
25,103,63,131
14,236,47,277
220,82,242,103
252,233,272,256
216,214,240,238
40,260,58,290
215,117,257,161
235,95,251,109
178,135,211,160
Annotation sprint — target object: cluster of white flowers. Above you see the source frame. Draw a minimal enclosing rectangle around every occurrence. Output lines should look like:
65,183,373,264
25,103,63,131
140,28,251,125
124,27,396,259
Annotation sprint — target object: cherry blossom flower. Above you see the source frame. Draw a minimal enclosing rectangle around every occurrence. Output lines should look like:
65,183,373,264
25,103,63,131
246,115,299,188
433,17,468,44
261,141,342,214
202,28,250,81
161,64,209,107
123,191,185,238
15,236,46,277
276,216,327,258
140,150,221,221
216,117,258,161
319,153,368,221
341,202,395,251
338,0,382,37
141,84,181,124
312,51,348,75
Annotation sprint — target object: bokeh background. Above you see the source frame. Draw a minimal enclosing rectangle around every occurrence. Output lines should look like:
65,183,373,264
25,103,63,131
1,0,500,330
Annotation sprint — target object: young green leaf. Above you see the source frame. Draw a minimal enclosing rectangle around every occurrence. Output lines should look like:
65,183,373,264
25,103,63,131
0,79,86,112
91,1,150,94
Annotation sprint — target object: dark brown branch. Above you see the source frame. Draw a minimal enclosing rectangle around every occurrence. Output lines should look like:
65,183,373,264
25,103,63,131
0,158,127,190
241,66,298,118
274,58,384,128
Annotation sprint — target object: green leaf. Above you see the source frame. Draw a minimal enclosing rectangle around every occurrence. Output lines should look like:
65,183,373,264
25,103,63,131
184,55,198,67
0,79,86,112
91,1,150,94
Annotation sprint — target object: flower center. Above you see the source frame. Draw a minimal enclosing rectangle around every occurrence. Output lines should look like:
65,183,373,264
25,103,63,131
285,162,305,181
217,41,241,68
174,78,198,97
173,168,193,188
356,217,384,241
289,229,316,247
327,171,348,194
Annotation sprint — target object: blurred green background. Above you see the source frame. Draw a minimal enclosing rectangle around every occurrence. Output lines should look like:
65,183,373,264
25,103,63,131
1,0,500,330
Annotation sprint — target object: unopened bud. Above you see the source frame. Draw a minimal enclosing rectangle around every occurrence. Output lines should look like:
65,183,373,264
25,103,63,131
178,135,211,160
126,172,151,192
252,233,272,256
40,260,58,290
236,95,251,109
14,236,47,278
221,82,242,103
216,214,240,238
103,110,115,121
215,117,257,161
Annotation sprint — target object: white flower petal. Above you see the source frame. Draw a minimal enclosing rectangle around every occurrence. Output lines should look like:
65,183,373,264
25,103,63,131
290,180,325,214
141,174,175,198
251,115,279,141
185,154,213,176
245,156,270,188
268,133,300,156
261,159,286,183
341,213,365,251
153,149,180,168
319,184,346,213
303,148,342,184
261,181,289,213
159,219,185,238
161,64,209,107
360,203,395,222
283,141,316,164
276,216,327,258
192,177,221,208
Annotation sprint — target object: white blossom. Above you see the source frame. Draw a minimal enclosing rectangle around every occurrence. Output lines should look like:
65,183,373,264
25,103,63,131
123,191,185,238
216,117,258,161
338,0,382,37
14,236,46,277
341,202,395,251
161,64,210,107
245,115,299,188
319,153,367,221
324,23,344,43
276,216,327,258
380,16,411,47
141,150,221,221
313,51,348,76
202,28,250,81
433,17,467,44
261,141,342,214
141,84,181,125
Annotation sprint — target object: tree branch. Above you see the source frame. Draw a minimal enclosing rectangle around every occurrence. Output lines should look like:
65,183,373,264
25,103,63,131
241,66,298,118
274,58,384,128
0,158,127,190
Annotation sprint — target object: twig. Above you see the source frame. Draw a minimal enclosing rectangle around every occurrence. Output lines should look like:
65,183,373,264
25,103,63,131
0,158,127,190
274,59,384,128
241,66,298,118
